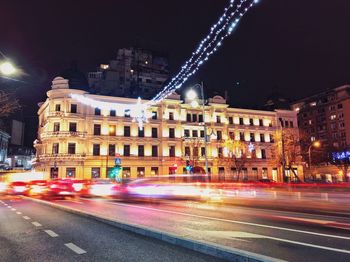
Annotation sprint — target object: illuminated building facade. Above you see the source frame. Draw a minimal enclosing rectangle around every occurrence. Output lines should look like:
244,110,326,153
34,77,303,181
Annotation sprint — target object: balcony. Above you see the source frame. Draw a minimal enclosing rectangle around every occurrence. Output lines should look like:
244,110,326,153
37,153,86,161
40,131,87,139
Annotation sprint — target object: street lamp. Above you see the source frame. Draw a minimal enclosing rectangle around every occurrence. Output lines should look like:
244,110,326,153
308,140,321,170
186,82,209,175
0,61,16,75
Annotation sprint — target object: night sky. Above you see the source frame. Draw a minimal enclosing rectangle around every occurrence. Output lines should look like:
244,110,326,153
1,0,350,145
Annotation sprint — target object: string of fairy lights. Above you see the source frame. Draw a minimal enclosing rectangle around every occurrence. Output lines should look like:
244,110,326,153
70,0,260,128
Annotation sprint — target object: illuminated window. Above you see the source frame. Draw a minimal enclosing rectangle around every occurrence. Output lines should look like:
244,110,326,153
137,167,145,178
152,111,157,120
330,114,336,120
91,168,100,178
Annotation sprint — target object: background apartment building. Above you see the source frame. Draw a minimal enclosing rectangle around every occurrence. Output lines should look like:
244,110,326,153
33,76,302,181
88,47,169,99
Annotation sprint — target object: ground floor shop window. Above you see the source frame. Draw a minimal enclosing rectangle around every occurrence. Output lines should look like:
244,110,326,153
137,167,145,178
50,167,58,179
252,168,258,180
91,167,100,179
242,168,248,181
218,167,225,181
123,167,131,178
66,167,76,178
262,168,268,179
272,168,278,182
151,167,159,176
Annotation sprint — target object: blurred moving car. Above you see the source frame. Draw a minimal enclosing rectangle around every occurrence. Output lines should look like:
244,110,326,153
26,180,48,196
0,182,8,194
7,181,29,195
80,179,119,198
43,179,75,199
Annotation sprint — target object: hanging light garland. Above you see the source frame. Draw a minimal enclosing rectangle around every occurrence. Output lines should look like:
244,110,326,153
70,0,260,128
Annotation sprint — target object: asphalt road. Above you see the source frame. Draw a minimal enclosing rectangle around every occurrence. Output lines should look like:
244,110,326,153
35,196,350,262
0,196,222,262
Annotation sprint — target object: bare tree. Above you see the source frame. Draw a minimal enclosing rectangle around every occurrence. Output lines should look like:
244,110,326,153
329,146,350,182
223,139,249,181
0,90,20,118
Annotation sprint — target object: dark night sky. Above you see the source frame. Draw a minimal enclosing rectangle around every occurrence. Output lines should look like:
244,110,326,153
1,0,350,145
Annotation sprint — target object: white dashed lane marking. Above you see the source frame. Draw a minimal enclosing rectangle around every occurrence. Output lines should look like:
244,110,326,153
16,211,22,215
65,243,87,254
44,230,59,237
32,221,42,227
11,208,16,211
23,216,31,220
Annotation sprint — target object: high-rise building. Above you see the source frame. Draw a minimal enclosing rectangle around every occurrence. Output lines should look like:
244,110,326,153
33,76,303,181
290,85,350,164
88,47,169,99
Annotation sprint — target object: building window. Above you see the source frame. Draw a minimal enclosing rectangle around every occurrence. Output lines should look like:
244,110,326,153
338,103,343,109
261,149,266,159
169,112,174,120
69,122,77,132
186,113,191,122
290,121,294,128
262,168,268,179
184,129,190,137
93,144,100,156
192,130,198,137
250,133,255,142
229,117,233,125
285,121,289,128
66,168,76,178
193,147,199,157
52,143,59,154
91,168,100,179
169,128,175,138
192,114,197,122
152,111,157,120
152,127,158,138
216,116,221,123
124,109,130,118
218,147,223,157
229,131,234,139
108,144,115,156
185,146,190,156
239,117,244,125
240,132,244,141
137,167,145,178
53,122,60,132
138,145,144,157
330,114,337,120
55,104,61,112
123,167,131,178
124,145,130,156
110,110,116,117
260,134,265,142
95,108,101,116
124,126,130,137
68,143,76,154
259,119,263,126
94,124,101,135
151,167,159,176
201,147,206,156
152,145,158,157
270,134,274,143
138,128,144,137
199,114,203,123
70,104,77,113
200,130,204,137
217,131,222,140
109,125,116,136
339,122,345,128
169,146,175,157
252,168,258,180
249,118,254,126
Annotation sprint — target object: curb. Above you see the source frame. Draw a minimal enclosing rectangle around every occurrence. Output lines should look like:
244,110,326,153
24,197,285,262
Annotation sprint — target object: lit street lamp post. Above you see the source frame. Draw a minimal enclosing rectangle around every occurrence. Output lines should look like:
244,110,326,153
308,140,321,171
0,61,16,76
186,82,209,175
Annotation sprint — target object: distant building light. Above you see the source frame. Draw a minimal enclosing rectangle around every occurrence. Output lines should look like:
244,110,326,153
145,61,149,65
100,64,109,70
310,102,316,107
295,107,300,112
130,69,134,73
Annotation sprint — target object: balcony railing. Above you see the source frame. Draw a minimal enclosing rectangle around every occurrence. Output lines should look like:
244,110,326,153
37,153,86,161
40,131,87,139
